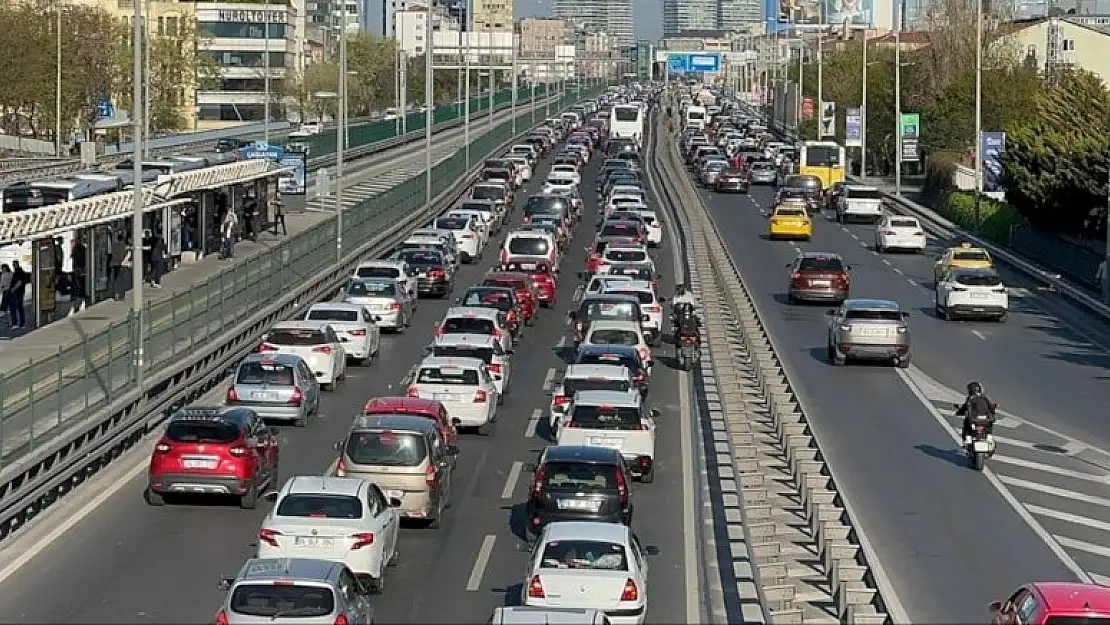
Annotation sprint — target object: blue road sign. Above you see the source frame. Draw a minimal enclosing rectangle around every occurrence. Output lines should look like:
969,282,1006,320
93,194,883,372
97,98,114,120
666,53,721,73
667,54,689,72
240,141,284,161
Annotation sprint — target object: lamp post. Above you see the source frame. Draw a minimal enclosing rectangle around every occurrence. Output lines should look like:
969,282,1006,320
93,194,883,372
894,0,902,196
424,0,433,207
860,32,868,177
486,26,494,134
130,0,145,396
816,26,823,141
55,0,62,157
510,29,517,135
464,29,471,168
973,0,984,230
143,0,151,157
264,5,271,144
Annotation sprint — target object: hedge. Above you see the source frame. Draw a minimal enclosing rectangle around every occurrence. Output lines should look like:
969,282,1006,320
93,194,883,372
935,191,1020,245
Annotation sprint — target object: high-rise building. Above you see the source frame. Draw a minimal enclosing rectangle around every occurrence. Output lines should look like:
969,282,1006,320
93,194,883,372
520,17,572,52
552,0,634,48
663,0,717,36
719,0,762,29
472,0,512,30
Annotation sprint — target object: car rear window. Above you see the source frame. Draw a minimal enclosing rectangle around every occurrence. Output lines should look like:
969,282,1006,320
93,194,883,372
471,186,505,201
954,250,990,262
890,218,919,229
355,266,400,279
565,378,630,394
435,217,468,230
433,345,495,363
583,300,637,322
417,366,481,385
571,404,641,428
540,540,628,571
601,224,639,238
463,290,513,310
459,202,493,213
776,207,806,217
589,329,639,345
844,309,903,322
345,430,427,466
524,197,565,216
230,584,335,618
444,317,494,335
276,494,363,519
237,362,295,385
607,290,653,305
166,420,241,443
848,188,883,200
606,266,652,280
954,272,1003,287
798,257,844,272
267,328,328,346
307,309,359,322
542,461,616,490
347,280,396,297
605,249,647,262
399,250,443,265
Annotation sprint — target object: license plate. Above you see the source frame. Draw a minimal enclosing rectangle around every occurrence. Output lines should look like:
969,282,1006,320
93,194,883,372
251,392,277,400
558,498,599,511
972,440,991,452
969,292,988,299
859,327,887,336
183,458,218,469
810,280,831,287
520,263,537,270
433,393,455,401
372,303,389,310
386,489,404,500
293,536,335,548
589,436,624,448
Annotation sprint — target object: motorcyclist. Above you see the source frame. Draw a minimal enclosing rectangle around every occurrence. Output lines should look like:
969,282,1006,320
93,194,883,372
673,301,701,348
671,284,700,331
956,381,998,443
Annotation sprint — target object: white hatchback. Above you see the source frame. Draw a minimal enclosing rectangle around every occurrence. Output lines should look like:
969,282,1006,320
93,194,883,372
602,280,664,345
935,267,1009,322
543,177,578,195
636,210,663,246
429,333,513,397
875,214,927,253
260,321,348,390
407,356,499,433
433,215,483,263
303,302,381,365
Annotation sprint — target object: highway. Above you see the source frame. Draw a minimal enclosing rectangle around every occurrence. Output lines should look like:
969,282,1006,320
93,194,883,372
695,175,1110,620
0,141,699,623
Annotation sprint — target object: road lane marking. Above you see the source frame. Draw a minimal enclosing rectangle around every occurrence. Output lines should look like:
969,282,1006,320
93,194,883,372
990,455,1110,484
502,461,523,499
525,408,541,438
465,534,498,591
892,267,903,275
970,330,987,341
1056,535,1110,559
998,477,1110,509
1026,504,1110,533
541,368,556,392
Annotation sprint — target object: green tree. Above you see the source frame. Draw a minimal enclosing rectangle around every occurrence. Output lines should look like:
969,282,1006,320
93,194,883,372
347,31,399,116
405,53,462,107
145,20,221,132
299,60,339,121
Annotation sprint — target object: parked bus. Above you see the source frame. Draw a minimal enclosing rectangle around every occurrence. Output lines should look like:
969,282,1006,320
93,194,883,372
609,103,644,143
798,141,846,190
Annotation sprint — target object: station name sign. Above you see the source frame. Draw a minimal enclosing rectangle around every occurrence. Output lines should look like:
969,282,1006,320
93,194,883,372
216,9,286,23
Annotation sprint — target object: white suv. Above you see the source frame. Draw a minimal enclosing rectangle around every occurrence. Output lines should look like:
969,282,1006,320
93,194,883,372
935,267,1008,322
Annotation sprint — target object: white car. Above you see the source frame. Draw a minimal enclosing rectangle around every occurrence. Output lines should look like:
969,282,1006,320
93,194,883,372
432,214,483,263
522,521,651,625
637,210,663,246
607,185,646,204
260,321,347,390
556,390,658,482
585,274,634,295
341,277,412,332
543,177,578,195
431,332,512,394
407,356,499,433
580,319,653,369
438,306,513,353
257,476,400,593
549,164,581,184
446,209,492,247
303,302,381,365
600,245,654,276
549,363,636,434
353,259,417,301
504,155,533,182
489,607,608,625
603,280,664,345
383,108,399,121
935,267,1009,322
875,214,927,253
502,231,559,272
298,121,323,135
509,144,538,165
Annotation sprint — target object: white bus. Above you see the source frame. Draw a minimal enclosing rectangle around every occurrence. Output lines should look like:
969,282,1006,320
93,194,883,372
609,103,645,143
684,105,707,130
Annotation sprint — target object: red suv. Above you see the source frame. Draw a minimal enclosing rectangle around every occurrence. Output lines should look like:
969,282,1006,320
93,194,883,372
364,396,459,447
146,406,279,509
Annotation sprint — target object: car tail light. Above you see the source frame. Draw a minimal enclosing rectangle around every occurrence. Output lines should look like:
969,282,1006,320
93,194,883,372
462,234,475,239
531,465,548,498
638,347,651,362
473,389,488,403
407,385,421,397
154,441,172,454
388,302,403,311
487,363,502,375
229,446,249,457
884,230,898,236
553,394,570,407
425,463,437,486
527,575,546,599
226,386,241,403
259,343,279,352
289,386,304,407
644,305,661,313
334,615,350,625
615,467,629,505
336,458,347,476
427,269,446,279
951,286,968,292
348,328,367,336
836,274,850,288
562,420,579,428
350,532,375,550
313,345,334,355
215,610,229,625
259,527,282,547
620,578,639,602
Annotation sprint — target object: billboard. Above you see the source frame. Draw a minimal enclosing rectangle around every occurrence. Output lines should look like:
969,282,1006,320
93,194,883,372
980,131,1006,192
769,0,875,31
666,53,721,73
900,112,920,163
845,107,862,147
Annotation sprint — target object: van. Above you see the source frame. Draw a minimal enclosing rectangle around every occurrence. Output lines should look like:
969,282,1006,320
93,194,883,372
334,414,458,528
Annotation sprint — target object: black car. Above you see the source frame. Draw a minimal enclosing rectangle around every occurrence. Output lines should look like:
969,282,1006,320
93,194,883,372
397,249,451,297
456,286,523,338
575,344,650,397
526,445,634,534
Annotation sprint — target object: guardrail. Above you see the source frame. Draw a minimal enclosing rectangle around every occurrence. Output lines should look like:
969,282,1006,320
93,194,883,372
654,106,896,624
0,85,604,544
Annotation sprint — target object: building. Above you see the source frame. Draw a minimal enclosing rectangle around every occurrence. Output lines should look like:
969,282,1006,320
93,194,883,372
580,31,613,77
472,0,512,30
303,0,359,36
520,17,572,53
396,5,429,55
719,0,762,29
1002,15,1110,85
663,0,718,36
552,0,634,48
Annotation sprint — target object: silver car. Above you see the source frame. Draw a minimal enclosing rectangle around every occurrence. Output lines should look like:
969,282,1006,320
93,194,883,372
826,298,912,368
699,159,728,186
227,354,320,426
340,278,412,332
748,161,779,185
216,558,373,624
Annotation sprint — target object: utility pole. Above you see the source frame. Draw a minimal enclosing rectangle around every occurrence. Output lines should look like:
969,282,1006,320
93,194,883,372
973,0,984,229
55,1,62,157
400,51,408,134
264,5,271,144
1104,164,1110,304
464,29,471,167
336,3,347,262
861,32,868,177
487,24,494,134
142,0,151,157
510,28,517,135
894,0,902,196
424,1,433,206
130,0,145,398
816,27,823,141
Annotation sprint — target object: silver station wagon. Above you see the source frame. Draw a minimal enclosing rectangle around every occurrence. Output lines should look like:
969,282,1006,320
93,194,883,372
826,298,912,368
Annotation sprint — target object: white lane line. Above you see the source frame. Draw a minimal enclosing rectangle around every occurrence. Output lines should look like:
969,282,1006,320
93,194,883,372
859,240,867,248
465,534,498,591
906,278,917,286
556,336,566,349
970,330,987,341
998,476,1110,509
502,461,523,499
1092,573,1110,586
990,455,1110,484
1056,535,1110,559
1026,504,1110,533
525,408,542,438
541,367,557,392
990,434,1086,456
881,258,892,265
892,267,904,275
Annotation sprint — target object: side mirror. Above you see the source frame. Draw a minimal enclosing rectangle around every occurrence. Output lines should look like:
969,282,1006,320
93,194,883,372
650,408,661,419
644,545,661,556
262,490,279,502
785,263,792,268
988,601,1003,613
567,310,577,320
446,445,461,456
901,311,911,319
657,296,667,302
218,577,235,591
642,314,650,322
333,440,344,451
846,265,853,271
451,417,462,426
825,309,837,316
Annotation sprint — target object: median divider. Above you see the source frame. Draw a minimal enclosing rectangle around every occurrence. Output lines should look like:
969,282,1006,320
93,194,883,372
0,86,604,544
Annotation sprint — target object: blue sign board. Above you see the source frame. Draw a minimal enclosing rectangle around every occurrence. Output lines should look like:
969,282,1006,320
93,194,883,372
666,53,721,73
240,141,284,161
279,152,307,195
97,98,114,120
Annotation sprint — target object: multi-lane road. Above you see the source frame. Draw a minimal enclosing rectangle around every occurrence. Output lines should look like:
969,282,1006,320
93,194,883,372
0,139,703,623
697,177,1110,620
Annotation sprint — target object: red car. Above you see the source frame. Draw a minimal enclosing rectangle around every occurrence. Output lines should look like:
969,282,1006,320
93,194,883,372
483,271,538,325
502,259,557,307
146,406,279,508
991,582,1110,624
364,396,458,448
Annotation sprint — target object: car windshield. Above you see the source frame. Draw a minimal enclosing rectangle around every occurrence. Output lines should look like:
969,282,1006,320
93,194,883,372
844,309,903,322
605,249,647,262
229,584,335,618
463,290,513,310
507,237,551,257
953,250,990,262
540,540,629,571
444,317,494,334
236,362,295,385
953,272,1003,287
571,405,641,428
355,265,400,279
416,366,480,385
797,257,844,272
347,281,395,298
398,250,442,266
267,328,328,346
166,420,240,443
307,309,359,322
583,300,637,322
435,217,468,230
589,329,638,345
345,431,427,466
433,345,494,363
276,494,363,519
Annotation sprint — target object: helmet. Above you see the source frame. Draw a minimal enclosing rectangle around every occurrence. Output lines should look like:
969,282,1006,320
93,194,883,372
967,381,984,396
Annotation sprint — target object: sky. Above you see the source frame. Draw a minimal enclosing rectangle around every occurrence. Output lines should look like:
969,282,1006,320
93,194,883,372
513,0,664,40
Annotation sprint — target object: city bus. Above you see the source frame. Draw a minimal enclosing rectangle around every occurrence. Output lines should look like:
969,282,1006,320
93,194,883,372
609,103,645,144
798,141,846,190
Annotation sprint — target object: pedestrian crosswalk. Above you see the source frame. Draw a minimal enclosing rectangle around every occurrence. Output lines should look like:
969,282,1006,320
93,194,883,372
904,366,1110,578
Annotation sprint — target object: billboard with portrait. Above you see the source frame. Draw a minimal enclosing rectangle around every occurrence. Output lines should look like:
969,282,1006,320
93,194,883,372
770,0,875,30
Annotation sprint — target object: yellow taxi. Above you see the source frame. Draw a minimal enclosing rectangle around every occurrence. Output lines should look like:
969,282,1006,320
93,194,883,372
768,201,813,240
933,242,994,282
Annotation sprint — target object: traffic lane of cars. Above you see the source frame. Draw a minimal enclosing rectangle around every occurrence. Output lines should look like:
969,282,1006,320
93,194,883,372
0,157,554,623
701,186,1079,621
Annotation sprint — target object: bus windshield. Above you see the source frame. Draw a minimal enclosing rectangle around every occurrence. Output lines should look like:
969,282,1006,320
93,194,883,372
804,145,841,167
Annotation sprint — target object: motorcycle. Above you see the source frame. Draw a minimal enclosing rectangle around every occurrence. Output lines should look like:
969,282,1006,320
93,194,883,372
677,333,700,370
955,404,997,471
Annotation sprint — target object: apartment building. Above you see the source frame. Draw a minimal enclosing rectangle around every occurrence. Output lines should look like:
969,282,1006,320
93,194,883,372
520,17,572,52
552,0,634,48
472,0,511,30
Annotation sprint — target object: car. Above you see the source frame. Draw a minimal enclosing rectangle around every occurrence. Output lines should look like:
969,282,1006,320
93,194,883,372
580,319,652,369
433,215,483,263
836,184,884,223
509,143,538,164
597,220,646,244
489,606,610,625
601,280,664,345
826,298,912,367
934,242,994,283
768,203,813,240
397,248,453,297
549,363,635,432
502,259,558,307
699,159,728,186
259,321,348,390
598,244,653,276
549,164,582,186
525,446,634,533
406,356,500,433
456,286,524,339
438,306,513,353
214,558,373,625
146,405,279,508
935,267,1008,322
455,199,504,233
715,167,749,193
787,252,851,304
874,214,927,253
226,354,321,427
429,333,513,397
502,230,559,272
364,396,458,449
470,182,513,215
353,259,418,300
340,277,412,333
555,390,657,482
747,160,778,184
484,271,540,325
521,521,651,624
304,302,381,365
989,581,1110,624
585,237,638,274
256,476,400,593
446,209,492,246
569,293,645,346
503,154,533,181
584,273,634,296
544,176,578,195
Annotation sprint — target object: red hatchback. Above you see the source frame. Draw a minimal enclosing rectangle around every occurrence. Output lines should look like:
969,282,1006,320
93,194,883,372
364,396,458,447
503,259,557,307
484,271,538,324
991,582,1110,624
786,252,851,304
146,406,279,509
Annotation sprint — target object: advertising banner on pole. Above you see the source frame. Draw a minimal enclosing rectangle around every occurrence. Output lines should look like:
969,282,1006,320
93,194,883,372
845,107,862,147
899,112,920,163
819,101,836,138
279,152,307,195
980,131,1006,192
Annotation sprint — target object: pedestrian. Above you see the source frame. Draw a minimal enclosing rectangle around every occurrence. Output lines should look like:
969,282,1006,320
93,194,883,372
141,228,154,285
220,209,238,259
0,263,11,320
9,261,29,329
109,232,127,301
150,231,166,288
271,193,287,235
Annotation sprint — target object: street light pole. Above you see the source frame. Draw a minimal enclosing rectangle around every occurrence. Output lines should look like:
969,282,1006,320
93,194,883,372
424,1,433,207
973,0,984,230
336,4,347,263
487,26,494,134
894,1,902,196
130,0,145,396
861,32,868,177
510,29,517,135
400,49,408,135
55,1,62,157
143,0,151,157
816,27,823,140
264,6,271,144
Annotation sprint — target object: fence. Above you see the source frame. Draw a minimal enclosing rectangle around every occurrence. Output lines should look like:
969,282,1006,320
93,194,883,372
0,86,601,465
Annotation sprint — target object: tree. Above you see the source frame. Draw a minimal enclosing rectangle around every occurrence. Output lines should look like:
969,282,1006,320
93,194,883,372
145,21,221,132
405,53,463,107
347,32,399,116
299,61,339,121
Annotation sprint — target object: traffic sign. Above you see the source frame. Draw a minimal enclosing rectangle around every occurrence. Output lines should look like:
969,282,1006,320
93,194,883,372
666,53,721,73
240,141,284,161
96,98,114,120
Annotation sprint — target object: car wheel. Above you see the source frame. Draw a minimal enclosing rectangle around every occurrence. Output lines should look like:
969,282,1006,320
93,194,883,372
997,312,1008,323
875,240,884,253
145,487,165,506
371,574,386,594
240,486,259,510
827,342,844,365
293,414,308,427
935,298,949,321
640,466,655,483
388,544,400,566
